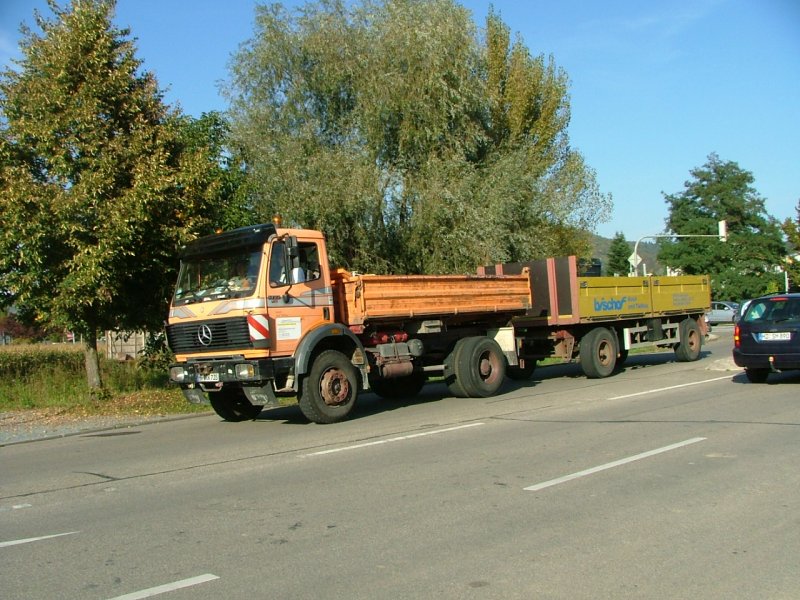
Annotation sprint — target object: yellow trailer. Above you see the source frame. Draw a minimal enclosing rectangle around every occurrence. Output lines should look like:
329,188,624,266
480,256,711,379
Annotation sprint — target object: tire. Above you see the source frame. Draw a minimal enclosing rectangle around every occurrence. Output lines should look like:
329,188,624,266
444,339,471,398
209,388,263,422
457,337,507,397
507,359,536,381
370,372,426,399
744,368,769,383
298,349,359,424
579,327,618,378
675,318,702,362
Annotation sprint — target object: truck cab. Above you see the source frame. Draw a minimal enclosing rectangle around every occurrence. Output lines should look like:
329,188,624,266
166,222,359,422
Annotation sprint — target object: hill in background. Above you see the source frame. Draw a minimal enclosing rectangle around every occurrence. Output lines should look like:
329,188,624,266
590,235,662,275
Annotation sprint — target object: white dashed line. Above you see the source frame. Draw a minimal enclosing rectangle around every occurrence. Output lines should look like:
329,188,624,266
106,574,220,599
0,531,79,549
608,375,731,400
306,422,485,456
524,437,707,492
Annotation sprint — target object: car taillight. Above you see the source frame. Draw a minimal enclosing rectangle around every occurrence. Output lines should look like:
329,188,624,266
734,324,740,348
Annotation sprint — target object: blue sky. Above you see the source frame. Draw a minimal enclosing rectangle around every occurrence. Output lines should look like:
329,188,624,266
1,0,798,242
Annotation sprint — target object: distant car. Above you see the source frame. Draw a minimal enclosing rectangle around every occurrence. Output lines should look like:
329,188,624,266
732,293,800,383
706,301,739,325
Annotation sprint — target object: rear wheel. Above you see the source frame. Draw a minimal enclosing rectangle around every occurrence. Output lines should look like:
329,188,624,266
675,318,702,362
579,327,617,378
744,368,769,383
209,388,262,422
299,350,359,424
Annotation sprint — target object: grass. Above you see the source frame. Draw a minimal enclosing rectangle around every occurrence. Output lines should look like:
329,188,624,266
0,339,677,420
0,344,206,417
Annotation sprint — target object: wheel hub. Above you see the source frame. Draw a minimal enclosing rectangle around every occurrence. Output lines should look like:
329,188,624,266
320,369,350,406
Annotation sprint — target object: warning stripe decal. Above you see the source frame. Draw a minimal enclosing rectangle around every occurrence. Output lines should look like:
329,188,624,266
248,314,270,341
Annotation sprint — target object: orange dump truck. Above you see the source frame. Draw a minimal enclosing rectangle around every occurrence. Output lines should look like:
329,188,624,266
166,223,710,423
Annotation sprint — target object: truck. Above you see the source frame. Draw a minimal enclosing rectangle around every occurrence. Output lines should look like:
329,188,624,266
166,221,711,424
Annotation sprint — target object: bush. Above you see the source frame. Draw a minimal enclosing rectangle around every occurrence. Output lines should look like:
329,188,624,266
0,344,179,412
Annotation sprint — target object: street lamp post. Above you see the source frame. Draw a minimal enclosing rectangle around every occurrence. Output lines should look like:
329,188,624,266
630,221,727,276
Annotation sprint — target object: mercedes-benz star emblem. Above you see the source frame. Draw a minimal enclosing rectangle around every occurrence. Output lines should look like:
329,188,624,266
197,324,213,346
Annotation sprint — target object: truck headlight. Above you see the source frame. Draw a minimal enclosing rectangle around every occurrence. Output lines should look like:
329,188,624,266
235,363,255,379
170,367,188,383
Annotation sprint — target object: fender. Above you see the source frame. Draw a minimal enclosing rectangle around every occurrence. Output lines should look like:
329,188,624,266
293,322,368,382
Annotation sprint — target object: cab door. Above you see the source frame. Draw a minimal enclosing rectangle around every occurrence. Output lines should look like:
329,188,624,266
266,236,333,356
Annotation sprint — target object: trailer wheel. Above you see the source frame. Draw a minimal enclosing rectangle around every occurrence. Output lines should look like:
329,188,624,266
298,349,359,424
209,388,263,422
675,318,702,362
579,327,617,378
370,372,426,399
458,337,507,397
444,339,471,398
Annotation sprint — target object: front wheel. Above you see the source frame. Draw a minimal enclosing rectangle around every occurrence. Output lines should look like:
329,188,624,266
579,327,617,378
457,337,507,397
209,388,262,422
299,349,359,424
675,318,702,362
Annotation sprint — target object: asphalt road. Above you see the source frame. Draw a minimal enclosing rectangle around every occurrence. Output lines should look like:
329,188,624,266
2,329,799,599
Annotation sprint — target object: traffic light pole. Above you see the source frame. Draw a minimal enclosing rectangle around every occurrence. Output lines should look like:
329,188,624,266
630,221,727,276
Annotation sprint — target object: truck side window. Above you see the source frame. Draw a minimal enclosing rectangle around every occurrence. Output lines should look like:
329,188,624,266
269,241,288,287
299,242,321,282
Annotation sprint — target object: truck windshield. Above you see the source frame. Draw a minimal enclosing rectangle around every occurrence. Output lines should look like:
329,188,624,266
173,249,262,305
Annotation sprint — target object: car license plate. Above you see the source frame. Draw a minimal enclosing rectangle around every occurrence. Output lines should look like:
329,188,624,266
760,332,791,341
198,372,220,382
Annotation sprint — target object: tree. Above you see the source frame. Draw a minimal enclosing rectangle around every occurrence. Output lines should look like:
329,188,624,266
783,200,800,292
605,232,630,276
0,0,214,395
659,154,785,300
226,0,610,275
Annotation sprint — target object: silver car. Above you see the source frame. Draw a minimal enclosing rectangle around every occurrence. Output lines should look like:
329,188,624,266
706,301,739,325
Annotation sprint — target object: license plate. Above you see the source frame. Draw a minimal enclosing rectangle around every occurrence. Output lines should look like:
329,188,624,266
760,332,791,341
197,372,220,382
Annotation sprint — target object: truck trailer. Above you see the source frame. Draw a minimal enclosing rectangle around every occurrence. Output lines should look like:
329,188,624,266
166,222,710,424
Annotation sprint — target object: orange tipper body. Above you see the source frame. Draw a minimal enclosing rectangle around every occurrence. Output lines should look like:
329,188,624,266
166,224,710,425
330,268,532,329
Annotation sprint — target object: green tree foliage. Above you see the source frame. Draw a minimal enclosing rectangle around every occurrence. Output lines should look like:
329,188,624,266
0,0,214,393
176,111,252,231
605,232,631,276
659,153,785,300
226,0,611,274
782,200,800,292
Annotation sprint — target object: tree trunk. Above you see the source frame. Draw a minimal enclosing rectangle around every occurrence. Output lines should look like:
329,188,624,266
84,327,104,396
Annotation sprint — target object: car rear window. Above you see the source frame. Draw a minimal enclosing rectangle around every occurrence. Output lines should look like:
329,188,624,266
742,297,800,324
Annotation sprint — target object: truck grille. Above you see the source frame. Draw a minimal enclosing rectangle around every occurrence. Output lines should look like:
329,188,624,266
166,317,251,354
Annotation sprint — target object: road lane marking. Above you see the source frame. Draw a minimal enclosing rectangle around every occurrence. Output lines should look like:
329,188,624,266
0,531,79,548
524,437,707,492
608,375,731,400
306,423,485,456
0,503,33,513
107,574,219,599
